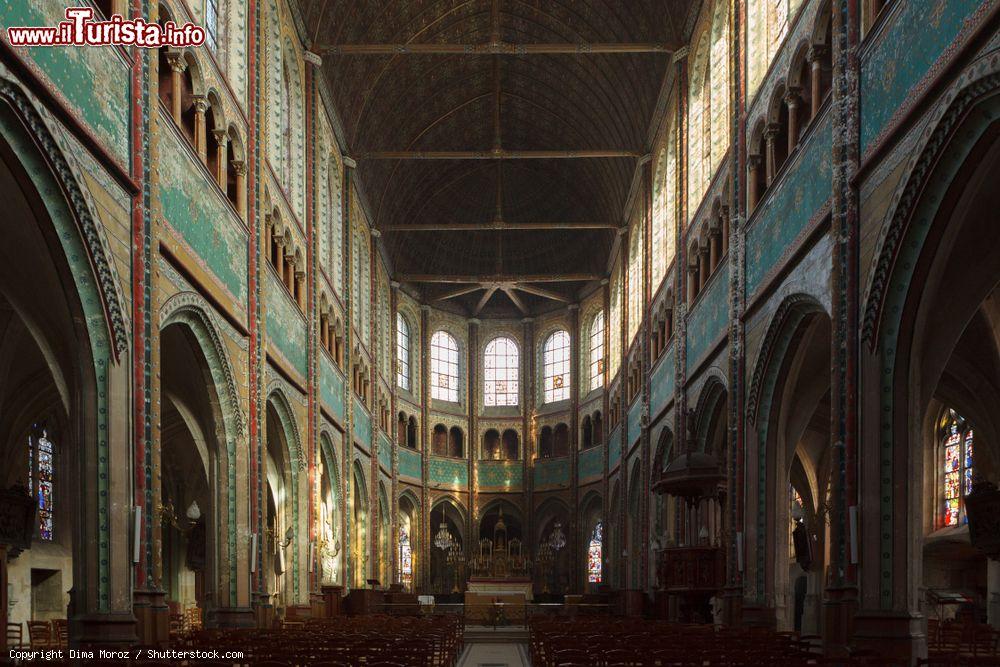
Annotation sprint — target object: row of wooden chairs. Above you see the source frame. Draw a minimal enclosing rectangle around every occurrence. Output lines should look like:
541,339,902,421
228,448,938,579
6,619,68,649
925,619,1000,658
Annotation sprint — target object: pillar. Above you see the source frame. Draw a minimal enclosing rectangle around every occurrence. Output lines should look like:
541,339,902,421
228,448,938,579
698,247,709,289
748,155,763,211
764,123,781,186
785,87,801,149
166,53,185,126
233,161,247,219
213,129,228,187
709,229,720,272
193,96,208,163
808,46,827,120
687,265,698,303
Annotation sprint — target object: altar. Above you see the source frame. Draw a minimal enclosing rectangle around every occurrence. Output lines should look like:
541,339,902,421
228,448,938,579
467,576,533,601
465,510,535,604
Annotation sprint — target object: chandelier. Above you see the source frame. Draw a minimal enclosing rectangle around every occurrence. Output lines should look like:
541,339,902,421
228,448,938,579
548,522,566,551
434,521,454,550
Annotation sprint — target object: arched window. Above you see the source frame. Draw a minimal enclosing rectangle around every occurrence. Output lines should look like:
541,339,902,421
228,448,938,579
396,313,410,391
688,30,712,216
941,409,974,527
205,0,219,51
627,225,644,344
543,330,571,403
27,423,54,541
430,331,459,402
609,267,622,380
589,311,605,392
588,522,603,583
484,336,519,406
280,59,293,192
398,527,413,589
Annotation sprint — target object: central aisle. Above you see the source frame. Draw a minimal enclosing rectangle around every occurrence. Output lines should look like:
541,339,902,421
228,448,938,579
457,642,531,667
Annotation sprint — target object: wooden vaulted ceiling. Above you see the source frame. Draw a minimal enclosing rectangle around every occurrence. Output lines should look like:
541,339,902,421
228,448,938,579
296,0,690,315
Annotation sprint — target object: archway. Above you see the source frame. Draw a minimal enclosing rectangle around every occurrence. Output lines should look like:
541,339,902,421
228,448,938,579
319,434,341,586
398,493,419,591
535,499,570,598
428,498,465,596
264,396,299,614
580,493,604,592
351,462,369,589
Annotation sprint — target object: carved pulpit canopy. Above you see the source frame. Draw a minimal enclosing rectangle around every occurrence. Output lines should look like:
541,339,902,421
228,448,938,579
966,479,1000,559
652,409,726,503
0,484,36,558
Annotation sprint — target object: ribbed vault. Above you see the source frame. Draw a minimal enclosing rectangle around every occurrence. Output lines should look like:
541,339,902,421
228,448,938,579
296,0,691,315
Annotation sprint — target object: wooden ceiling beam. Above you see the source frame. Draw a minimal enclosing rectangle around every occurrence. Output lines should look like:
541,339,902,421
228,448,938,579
399,273,601,284
360,149,641,160
513,283,570,303
474,286,499,315
320,43,674,56
433,284,484,301
384,221,620,231
501,287,528,315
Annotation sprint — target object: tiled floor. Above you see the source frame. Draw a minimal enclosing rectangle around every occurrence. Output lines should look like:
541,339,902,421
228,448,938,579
458,642,531,667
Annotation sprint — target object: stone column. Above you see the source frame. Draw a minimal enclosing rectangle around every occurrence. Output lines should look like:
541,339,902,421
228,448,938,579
808,46,827,120
193,96,208,163
698,246,710,290
213,129,228,188
785,87,802,149
687,264,699,303
709,229,720,272
166,53,186,126
233,161,247,219
747,154,763,211
764,123,781,186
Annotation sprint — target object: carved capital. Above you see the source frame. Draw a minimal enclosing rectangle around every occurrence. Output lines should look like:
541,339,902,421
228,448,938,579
747,153,764,169
232,160,247,176
192,95,208,114
784,87,802,108
166,52,187,73
763,123,782,141
807,44,828,65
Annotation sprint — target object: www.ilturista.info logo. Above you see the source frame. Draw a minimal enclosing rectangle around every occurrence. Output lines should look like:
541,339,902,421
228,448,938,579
6,7,205,48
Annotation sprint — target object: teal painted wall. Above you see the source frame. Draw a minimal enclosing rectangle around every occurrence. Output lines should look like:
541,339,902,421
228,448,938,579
650,344,675,415
687,265,730,371
378,433,392,472
2,1,130,165
265,274,307,375
353,398,372,446
398,447,422,480
429,457,467,488
578,446,603,482
320,356,345,422
477,461,523,491
533,458,570,491
608,426,622,470
745,112,832,297
860,0,983,153
159,128,249,304
627,399,643,446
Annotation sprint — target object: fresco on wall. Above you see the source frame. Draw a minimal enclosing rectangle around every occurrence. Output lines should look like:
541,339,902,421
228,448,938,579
579,446,603,483
650,344,675,415
320,356,345,422
860,0,984,154
159,128,249,304
2,0,130,166
687,265,730,372
429,457,468,489
378,433,392,472
398,447,422,480
478,461,523,492
353,398,372,446
745,111,832,298
627,400,643,447
534,458,570,491
265,273,307,375
608,426,622,471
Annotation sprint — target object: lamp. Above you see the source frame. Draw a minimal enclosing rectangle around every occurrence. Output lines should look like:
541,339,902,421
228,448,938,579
548,522,566,551
434,506,454,550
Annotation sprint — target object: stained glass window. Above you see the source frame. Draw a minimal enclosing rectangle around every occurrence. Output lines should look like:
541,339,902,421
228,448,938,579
588,522,603,584
396,313,410,391
398,527,413,590
789,484,803,555
430,331,459,402
205,0,219,51
627,222,644,344
589,311,605,392
28,424,54,541
484,337,519,407
608,266,622,380
941,409,973,527
543,330,571,403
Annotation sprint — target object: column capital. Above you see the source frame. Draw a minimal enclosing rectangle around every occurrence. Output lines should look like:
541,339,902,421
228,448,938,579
211,128,228,145
807,44,828,64
764,122,782,141
343,156,358,169
370,228,381,239
784,86,803,108
166,51,187,73
303,51,323,67
232,160,247,176
192,95,208,113
747,153,764,169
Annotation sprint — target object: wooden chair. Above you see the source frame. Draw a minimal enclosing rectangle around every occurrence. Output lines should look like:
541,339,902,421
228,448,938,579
27,620,52,649
6,622,23,649
51,619,68,648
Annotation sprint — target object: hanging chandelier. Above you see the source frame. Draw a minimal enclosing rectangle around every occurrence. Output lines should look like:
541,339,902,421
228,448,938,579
548,522,567,551
434,521,453,550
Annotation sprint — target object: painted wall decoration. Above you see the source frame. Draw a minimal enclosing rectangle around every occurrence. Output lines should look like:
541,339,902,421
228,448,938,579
353,398,372,446
579,446,603,482
745,110,832,298
687,265,730,371
158,127,249,305
398,447,422,480
429,456,468,488
265,273,307,375
533,458,570,491
378,433,392,472
2,0,130,166
608,426,623,471
320,356,345,422
627,400,643,447
650,344,675,415
860,0,984,154
477,461,523,491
